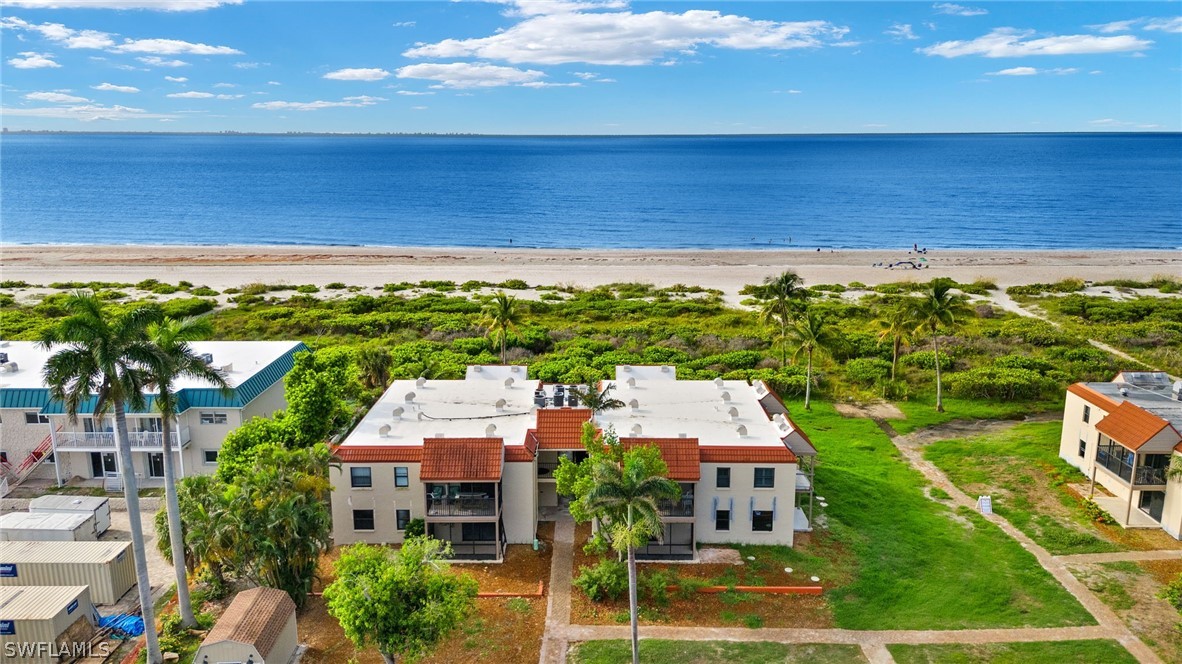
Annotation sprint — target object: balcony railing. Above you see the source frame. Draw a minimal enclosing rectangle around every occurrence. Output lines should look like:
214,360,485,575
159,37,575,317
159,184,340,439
658,497,695,518
426,496,497,517
537,460,560,478
1134,465,1167,486
54,427,191,451
1096,448,1133,483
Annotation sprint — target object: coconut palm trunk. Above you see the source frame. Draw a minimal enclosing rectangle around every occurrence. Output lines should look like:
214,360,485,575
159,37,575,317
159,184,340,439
159,412,194,626
804,348,814,410
114,402,163,664
891,336,901,382
626,505,640,664
932,332,944,412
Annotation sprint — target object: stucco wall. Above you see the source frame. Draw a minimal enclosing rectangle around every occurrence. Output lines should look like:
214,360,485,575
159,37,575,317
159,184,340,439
0,409,58,481
502,461,537,544
195,641,262,664
1160,453,1182,539
696,461,796,547
331,461,424,546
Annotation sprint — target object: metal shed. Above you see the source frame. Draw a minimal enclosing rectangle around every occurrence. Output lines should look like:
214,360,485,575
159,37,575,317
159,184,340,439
195,587,298,664
0,512,97,542
0,541,135,604
29,496,111,535
0,586,98,664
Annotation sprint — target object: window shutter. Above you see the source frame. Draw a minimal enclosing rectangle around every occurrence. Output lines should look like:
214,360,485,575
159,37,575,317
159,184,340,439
772,496,778,520
749,496,755,521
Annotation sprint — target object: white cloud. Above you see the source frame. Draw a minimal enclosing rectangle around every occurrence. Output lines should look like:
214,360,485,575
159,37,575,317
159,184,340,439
1145,17,1182,33
1088,19,1140,34
212,82,236,88
323,67,391,81
394,90,435,96
252,95,385,111
986,66,1078,76
572,71,599,79
166,91,211,98
919,28,1152,57
266,80,280,85
1089,118,1160,129
773,89,802,94
502,0,629,17
25,90,90,102
0,1,242,10
0,102,173,121
595,77,616,83
396,62,547,88
7,51,60,68
112,38,240,55
164,75,187,82
932,3,987,17
92,82,140,92
392,21,416,28
1089,70,1103,75
520,81,582,87
403,9,849,66
232,61,264,69
411,105,428,110
137,55,188,67
885,23,919,40
863,123,888,128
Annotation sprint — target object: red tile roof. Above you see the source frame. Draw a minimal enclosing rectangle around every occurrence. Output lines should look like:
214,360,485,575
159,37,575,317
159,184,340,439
699,445,797,464
333,445,422,463
1095,402,1177,450
621,437,701,481
202,587,295,659
1067,383,1121,411
420,437,504,481
535,408,593,450
505,445,536,463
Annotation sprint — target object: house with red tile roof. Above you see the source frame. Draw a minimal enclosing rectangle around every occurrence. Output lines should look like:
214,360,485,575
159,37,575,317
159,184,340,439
1060,372,1182,539
329,364,817,561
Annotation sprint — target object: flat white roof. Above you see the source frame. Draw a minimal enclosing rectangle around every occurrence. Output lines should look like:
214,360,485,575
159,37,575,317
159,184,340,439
615,365,677,382
465,365,529,381
344,370,539,449
0,512,92,530
0,540,129,564
0,586,89,619
597,378,784,448
0,340,300,391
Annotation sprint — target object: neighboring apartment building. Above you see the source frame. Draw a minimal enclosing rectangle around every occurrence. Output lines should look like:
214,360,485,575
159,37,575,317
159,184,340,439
1059,371,1182,540
0,340,307,490
331,364,818,561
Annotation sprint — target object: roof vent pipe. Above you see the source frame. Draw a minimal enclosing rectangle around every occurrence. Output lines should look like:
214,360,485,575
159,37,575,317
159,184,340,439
728,406,740,421
405,391,416,403
736,424,748,437
661,365,671,373
626,377,636,388
713,377,724,388
678,433,687,439
485,423,497,437
629,398,640,412
720,391,731,402
416,377,427,387
392,406,404,419
473,366,482,373
378,424,391,437
622,365,632,372
434,432,445,438
505,377,515,388
495,398,507,412
631,424,643,437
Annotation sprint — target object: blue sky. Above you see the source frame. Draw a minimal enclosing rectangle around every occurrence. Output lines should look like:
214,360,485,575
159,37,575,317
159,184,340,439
1,1,1179,133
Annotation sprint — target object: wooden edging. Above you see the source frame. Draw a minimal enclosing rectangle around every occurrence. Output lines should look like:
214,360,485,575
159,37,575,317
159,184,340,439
666,585,823,595
477,580,545,598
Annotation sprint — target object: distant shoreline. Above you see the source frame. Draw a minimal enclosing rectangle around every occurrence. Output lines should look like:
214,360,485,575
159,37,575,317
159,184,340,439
2,130,1178,138
4,245,1178,297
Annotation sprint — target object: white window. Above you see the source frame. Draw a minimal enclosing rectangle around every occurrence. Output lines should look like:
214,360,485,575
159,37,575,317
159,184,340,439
24,412,49,425
203,450,219,465
199,412,228,425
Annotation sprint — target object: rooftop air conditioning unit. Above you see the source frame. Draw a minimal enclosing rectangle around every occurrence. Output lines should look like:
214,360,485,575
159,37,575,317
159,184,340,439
0,352,8,363
199,353,214,365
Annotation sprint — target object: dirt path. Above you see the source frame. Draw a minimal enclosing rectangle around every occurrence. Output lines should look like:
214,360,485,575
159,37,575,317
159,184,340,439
885,419,1163,664
539,512,575,664
1055,550,1182,565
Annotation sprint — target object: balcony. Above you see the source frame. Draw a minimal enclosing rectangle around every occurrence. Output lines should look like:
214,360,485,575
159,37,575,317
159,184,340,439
658,495,695,518
1096,447,1133,483
53,427,191,451
1134,465,1167,486
426,483,498,518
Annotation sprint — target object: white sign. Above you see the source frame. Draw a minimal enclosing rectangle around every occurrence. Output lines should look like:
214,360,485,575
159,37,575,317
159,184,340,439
977,495,993,515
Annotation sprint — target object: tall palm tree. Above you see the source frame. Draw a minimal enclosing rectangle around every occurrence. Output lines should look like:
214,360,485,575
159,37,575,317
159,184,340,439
911,280,971,412
480,292,523,364
40,291,163,664
874,302,916,382
785,310,842,410
584,452,680,664
758,271,808,365
571,381,625,414
356,345,393,390
146,316,229,628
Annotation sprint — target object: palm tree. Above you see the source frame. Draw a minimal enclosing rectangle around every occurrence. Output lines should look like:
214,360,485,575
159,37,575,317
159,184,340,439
785,310,842,410
40,291,164,664
146,316,228,628
571,381,625,414
584,452,680,664
758,271,808,365
874,302,916,382
911,280,971,412
356,345,393,390
480,292,523,364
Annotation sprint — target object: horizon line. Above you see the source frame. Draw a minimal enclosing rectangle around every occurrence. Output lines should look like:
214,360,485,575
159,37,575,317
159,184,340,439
2,129,1179,138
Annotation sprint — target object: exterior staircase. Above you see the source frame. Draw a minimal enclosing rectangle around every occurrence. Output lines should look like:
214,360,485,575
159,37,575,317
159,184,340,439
0,429,58,495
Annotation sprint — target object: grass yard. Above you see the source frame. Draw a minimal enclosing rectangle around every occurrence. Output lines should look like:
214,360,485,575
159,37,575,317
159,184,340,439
887,640,1137,664
569,640,867,664
887,396,1059,436
1069,560,1182,664
789,402,1093,630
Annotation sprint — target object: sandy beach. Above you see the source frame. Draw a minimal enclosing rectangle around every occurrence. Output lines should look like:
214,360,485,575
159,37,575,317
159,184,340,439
2,245,1179,296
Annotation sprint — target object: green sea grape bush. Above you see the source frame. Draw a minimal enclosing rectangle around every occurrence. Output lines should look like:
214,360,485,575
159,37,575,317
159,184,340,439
947,366,1057,400
574,559,629,602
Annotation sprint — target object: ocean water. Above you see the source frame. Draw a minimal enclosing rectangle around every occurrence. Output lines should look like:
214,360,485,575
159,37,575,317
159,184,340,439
1,133,1179,249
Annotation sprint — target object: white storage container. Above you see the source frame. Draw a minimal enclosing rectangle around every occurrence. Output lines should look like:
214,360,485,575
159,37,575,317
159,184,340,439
0,586,98,664
0,541,135,604
0,512,97,542
28,496,111,535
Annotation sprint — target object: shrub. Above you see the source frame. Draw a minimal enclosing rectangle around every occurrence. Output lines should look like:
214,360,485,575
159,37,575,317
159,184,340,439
506,597,532,614
160,298,216,318
296,284,320,294
0,280,30,288
498,279,529,290
992,354,1056,375
324,282,347,290
998,318,1073,347
1157,573,1182,613
1006,279,1086,296
845,357,892,386
901,350,953,371
1081,499,1117,525
383,282,414,292
189,286,219,297
947,366,1056,400
674,576,711,599
573,559,628,602
638,568,674,607
404,518,425,538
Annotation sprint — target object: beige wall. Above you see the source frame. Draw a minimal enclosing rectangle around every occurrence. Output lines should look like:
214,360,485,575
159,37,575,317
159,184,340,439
502,461,537,544
266,613,299,664
195,641,262,664
331,462,424,546
1058,392,1108,476
0,409,57,481
1161,452,1182,539
696,462,797,547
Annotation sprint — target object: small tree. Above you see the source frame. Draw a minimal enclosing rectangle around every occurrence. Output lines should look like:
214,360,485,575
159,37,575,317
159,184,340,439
873,301,916,382
570,381,625,414
757,271,809,366
325,538,478,664
784,309,842,410
357,345,393,390
911,279,971,412
480,292,523,364
283,349,355,446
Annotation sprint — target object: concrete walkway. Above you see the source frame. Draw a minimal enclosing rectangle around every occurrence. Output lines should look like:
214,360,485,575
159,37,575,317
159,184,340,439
539,511,575,664
1055,550,1182,565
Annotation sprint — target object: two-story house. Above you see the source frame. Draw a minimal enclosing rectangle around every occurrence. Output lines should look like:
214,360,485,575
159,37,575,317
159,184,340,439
330,364,818,561
1059,371,1182,539
0,340,306,492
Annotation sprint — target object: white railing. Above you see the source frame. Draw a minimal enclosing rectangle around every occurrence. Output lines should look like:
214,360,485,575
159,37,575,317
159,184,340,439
53,426,191,450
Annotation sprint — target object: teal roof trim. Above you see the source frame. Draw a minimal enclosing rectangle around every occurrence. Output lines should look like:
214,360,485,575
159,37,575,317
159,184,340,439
0,388,51,410
34,342,307,416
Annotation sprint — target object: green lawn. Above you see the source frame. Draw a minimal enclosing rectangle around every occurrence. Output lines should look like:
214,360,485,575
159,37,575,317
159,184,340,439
923,421,1119,555
789,402,1094,630
888,396,1060,436
887,640,1137,664
569,640,866,664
